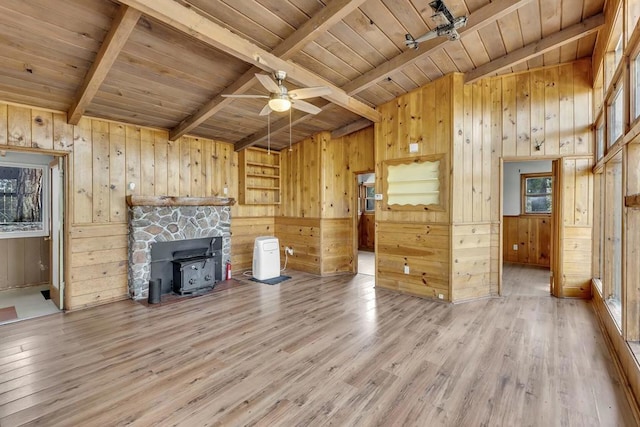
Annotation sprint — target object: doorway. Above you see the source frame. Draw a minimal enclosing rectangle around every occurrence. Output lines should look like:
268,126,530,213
354,172,375,276
0,151,64,324
500,159,555,297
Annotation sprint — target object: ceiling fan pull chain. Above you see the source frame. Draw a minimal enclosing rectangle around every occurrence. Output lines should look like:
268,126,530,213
289,108,292,152
267,112,271,155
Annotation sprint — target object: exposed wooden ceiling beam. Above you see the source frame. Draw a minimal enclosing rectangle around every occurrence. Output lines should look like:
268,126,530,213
465,14,605,83
331,118,372,139
170,0,367,141
118,0,380,124
341,0,534,95
235,0,534,149
68,5,140,125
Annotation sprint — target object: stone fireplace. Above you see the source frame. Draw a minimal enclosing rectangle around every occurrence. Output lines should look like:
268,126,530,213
126,196,235,299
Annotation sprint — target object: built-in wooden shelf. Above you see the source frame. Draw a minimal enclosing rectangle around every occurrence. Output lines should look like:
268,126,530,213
246,173,279,178
382,154,446,211
626,194,640,207
239,147,281,205
246,161,280,169
126,195,236,207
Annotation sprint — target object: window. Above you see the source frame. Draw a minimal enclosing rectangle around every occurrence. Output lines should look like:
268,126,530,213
0,159,49,239
521,173,552,214
362,184,375,212
593,173,604,293
614,35,623,69
596,119,605,160
603,154,623,326
608,84,624,146
634,53,640,120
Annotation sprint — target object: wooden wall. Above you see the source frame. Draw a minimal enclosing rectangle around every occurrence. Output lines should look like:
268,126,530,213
374,60,593,301
0,101,272,309
276,128,374,276
559,157,593,298
374,75,452,298
358,213,375,250
453,61,594,300
503,216,551,267
0,237,49,290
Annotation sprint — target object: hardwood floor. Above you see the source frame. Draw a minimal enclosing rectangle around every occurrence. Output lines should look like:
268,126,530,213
0,265,636,426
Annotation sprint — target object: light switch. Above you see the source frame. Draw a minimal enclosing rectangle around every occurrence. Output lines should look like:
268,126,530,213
513,244,518,251
409,142,419,153
404,265,410,274
374,193,383,200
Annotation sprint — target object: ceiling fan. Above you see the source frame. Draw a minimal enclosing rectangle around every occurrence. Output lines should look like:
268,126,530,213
222,71,331,115
405,0,468,49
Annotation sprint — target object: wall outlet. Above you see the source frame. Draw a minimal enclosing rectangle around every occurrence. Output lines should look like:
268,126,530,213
513,244,518,251
404,265,410,274
223,187,228,195
285,246,294,255
409,142,419,153
438,293,444,300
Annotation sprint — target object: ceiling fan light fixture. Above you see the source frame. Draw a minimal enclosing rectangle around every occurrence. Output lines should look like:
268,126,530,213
268,95,291,112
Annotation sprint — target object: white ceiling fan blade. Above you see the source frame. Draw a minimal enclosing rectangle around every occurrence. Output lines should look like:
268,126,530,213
255,73,280,93
289,86,331,100
292,99,321,115
221,94,269,98
259,103,272,116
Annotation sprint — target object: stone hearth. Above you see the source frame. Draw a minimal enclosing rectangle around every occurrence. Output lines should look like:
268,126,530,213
126,196,235,299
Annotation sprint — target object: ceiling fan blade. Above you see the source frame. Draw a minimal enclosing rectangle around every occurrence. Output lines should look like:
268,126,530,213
221,94,269,98
255,73,280,93
289,86,331,100
259,104,272,116
292,99,321,115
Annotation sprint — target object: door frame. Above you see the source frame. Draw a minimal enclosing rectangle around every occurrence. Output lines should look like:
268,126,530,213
352,170,375,274
49,156,65,309
499,157,558,296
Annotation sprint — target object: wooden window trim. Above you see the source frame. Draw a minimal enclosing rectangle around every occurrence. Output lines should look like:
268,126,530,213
520,172,552,216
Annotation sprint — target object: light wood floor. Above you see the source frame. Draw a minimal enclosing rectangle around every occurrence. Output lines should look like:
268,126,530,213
0,265,636,426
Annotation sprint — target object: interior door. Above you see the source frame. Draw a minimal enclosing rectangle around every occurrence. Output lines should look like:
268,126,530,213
49,158,64,309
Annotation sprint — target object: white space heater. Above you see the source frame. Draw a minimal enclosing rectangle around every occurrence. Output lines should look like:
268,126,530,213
253,236,280,281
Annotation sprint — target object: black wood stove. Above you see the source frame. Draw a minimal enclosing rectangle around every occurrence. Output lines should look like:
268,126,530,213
172,251,219,295
150,237,222,296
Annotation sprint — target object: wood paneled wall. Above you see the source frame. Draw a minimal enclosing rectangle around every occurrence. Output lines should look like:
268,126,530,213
374,75,452,298
0,102,272,309
503,216,551,267
451,224,498,302
452,61,592,225
276,128,374,275
230,217,275,272
0,237,49,290
453,61,594,300
358,213,375,250
559,157,593,298
374,60,593,301
377,222,450,299
275,217,321,275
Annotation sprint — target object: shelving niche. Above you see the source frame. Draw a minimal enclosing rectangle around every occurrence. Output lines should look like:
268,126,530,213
238,147,281,205
382,153,446,211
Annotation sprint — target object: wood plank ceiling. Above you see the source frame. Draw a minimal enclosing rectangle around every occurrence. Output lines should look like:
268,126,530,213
0,0,604,151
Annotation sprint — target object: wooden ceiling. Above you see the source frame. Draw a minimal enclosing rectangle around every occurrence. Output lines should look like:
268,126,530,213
0,0,604,151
